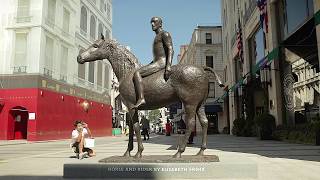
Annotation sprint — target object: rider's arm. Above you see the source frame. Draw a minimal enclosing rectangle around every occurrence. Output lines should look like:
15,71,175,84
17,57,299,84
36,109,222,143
162,32,174,71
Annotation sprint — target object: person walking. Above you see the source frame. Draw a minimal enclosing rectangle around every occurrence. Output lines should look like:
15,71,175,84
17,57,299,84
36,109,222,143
140,116,150,140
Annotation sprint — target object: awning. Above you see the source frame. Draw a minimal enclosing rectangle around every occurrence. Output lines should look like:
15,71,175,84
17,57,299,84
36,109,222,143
205,104,222,113
215,47,279,103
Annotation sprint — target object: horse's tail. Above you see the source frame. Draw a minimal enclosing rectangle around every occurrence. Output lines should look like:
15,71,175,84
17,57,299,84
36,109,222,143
203,66,225,87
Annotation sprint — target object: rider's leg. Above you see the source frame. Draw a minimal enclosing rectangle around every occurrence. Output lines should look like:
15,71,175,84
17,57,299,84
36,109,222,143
132,62,164,109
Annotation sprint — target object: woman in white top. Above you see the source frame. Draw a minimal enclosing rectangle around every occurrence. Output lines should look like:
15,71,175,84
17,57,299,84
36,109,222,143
71,120,95,159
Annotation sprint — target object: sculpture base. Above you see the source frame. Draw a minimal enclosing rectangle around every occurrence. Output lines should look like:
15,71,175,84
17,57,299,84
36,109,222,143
64,155,257,179
99,155,219,163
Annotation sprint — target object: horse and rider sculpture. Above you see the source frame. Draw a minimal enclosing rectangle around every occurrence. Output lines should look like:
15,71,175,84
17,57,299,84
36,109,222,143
77,17,224,158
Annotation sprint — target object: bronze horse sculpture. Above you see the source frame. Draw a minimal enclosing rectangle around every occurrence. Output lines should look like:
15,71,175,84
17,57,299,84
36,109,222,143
77,36,224,158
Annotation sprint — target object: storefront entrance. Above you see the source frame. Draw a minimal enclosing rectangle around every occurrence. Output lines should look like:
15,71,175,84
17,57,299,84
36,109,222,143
206,112,219,134
9,107,29,140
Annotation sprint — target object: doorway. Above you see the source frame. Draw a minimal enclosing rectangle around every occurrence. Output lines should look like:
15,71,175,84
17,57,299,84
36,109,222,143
9,107,29,140
206,112,219,134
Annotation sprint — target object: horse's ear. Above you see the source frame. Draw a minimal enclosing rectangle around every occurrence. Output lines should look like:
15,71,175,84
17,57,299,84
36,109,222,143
101,33,105,40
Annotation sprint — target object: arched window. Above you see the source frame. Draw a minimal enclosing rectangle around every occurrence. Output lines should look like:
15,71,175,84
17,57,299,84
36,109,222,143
80,6,87,33
105,29,110,39
98,23,103,39
90,15,96,40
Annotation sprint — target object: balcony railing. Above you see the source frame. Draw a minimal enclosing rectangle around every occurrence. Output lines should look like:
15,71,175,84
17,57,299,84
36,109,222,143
13,66,27,74
43,68,53,78
72,75,109,94
59,74,67,82
16,16,31,23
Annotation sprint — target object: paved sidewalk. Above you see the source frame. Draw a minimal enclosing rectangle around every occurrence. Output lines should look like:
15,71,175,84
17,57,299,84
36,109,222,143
0,134,319,180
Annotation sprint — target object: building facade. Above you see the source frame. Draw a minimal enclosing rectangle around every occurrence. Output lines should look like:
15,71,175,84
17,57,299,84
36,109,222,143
178,26,226,134
0,0,113,141
221,0,320,133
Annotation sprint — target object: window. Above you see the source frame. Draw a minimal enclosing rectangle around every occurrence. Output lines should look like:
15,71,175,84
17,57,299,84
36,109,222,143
284,0,314,37
88,62,95,83
100,0,104,12
208,82,215,98
14,33,28,66
105,29,110,39
45,36,54,69
78,60,85,80
47,0,56,24
97,61,103,86
80,6,87,33
104,65,109,88
206,56,214,68
17,0,30,23
205,33,212,44
107,3,111,20
98,23,103,39
249,27,265,81
252,28,265,65
62,8,70,34
60,45,68,76
90,15,96,40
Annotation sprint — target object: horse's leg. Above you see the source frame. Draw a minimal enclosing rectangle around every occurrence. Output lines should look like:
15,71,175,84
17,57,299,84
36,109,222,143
173,104,197,158
123,110,134,157
132,109,144,158
196,104,208,156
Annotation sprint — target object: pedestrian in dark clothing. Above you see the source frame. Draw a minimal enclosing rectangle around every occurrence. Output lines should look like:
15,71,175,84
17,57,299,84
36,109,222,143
140,116,150,140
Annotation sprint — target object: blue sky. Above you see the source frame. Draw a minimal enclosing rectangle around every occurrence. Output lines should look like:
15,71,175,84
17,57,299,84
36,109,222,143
112,0,221,65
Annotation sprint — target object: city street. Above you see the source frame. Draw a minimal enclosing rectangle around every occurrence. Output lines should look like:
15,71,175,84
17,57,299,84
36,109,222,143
0,134,320,179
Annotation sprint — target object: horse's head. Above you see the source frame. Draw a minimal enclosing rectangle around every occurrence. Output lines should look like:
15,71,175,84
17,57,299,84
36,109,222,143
77,34,107,64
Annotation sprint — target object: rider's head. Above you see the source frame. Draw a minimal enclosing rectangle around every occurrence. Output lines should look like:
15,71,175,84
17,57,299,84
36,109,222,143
151,17,162,31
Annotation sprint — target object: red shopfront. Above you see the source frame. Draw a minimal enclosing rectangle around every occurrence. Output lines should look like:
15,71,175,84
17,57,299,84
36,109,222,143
0,88,112,141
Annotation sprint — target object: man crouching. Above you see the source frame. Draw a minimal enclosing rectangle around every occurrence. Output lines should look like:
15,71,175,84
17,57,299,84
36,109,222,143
71,120,96,159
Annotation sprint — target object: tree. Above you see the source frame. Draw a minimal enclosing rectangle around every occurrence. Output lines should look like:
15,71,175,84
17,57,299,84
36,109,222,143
148,109,160,123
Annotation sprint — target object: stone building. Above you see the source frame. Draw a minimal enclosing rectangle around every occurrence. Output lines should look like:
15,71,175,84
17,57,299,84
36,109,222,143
0,0,114,140
221,0,320,133
178,26,226,134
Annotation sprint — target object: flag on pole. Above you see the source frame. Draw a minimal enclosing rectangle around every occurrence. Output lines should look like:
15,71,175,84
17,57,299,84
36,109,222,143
257,0,268,33
236,18,244,62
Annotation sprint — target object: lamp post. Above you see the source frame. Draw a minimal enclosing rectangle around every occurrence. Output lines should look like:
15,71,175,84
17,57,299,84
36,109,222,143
260,64,271,87
237,83,245,119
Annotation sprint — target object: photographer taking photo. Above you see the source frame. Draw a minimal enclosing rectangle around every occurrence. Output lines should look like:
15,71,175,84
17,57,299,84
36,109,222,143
71,120,96,159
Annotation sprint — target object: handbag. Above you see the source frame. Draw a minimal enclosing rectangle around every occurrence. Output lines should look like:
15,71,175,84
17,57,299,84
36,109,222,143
84,138,95,148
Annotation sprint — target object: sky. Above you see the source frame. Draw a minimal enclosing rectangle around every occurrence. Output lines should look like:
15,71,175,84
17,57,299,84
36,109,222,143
112,0,221,65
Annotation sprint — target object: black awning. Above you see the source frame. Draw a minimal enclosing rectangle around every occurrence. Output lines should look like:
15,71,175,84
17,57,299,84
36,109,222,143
283,17,319,71
205,104,223,113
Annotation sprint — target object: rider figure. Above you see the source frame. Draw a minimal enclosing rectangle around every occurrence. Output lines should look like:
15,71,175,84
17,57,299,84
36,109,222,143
132,17,174,109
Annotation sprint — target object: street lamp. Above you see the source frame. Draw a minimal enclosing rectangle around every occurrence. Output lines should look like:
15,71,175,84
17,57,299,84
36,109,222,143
260,64,271,87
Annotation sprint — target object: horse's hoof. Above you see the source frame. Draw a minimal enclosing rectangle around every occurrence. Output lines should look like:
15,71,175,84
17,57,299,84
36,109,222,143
173,152,182,158
123,151,131,157
196,149,204,156
132,99,146,109
134,152,142,159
